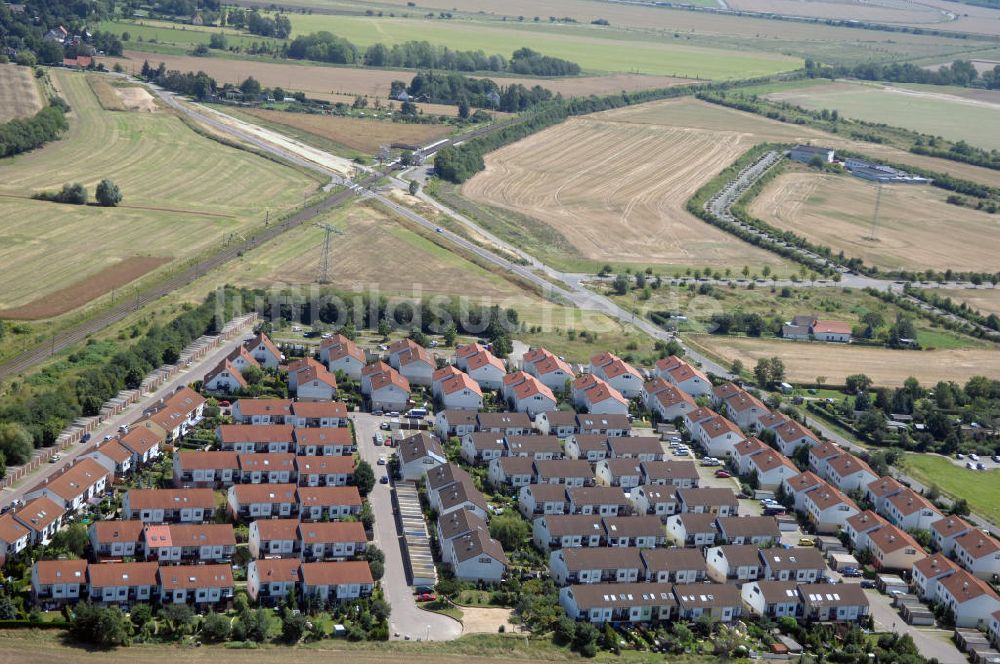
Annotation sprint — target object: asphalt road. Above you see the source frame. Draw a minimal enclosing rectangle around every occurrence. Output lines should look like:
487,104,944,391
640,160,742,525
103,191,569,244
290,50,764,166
351,413,462,641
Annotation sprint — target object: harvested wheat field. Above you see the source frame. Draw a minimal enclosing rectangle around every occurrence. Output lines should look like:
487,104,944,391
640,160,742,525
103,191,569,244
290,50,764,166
749,171,1000,272
109,51,688,99
927,288,1000,318
462,98,822,269
692,335,1000,386
0,63,42,121
239,108,452,154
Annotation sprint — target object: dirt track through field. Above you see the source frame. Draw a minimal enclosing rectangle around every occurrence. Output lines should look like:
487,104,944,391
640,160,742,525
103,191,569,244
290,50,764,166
0,64,42,121
0,256,173,320
749,171,1000,272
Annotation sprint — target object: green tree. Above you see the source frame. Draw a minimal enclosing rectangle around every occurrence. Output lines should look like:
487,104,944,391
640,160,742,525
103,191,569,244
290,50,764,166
0,422,32,464
240,76,262,95
612,273,629,295
50,522,88,558
241,364,264,385
408,179,419,195
488,513,530,550
95,179,123,207
159,603,195,638
234,607,272,642
281,610,307,643
0,589,17,620
353,459,375,496
129,603,152,629
366,544,385,581
378,318,391,340
730,359,744,377
209,33,227,49
846,374,873,394
950,498,971,516
200,610,231,642
443,323,457,346
69,603,131,647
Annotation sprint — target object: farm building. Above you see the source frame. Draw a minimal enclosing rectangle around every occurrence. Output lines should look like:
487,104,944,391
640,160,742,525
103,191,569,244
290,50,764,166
789,145,834,164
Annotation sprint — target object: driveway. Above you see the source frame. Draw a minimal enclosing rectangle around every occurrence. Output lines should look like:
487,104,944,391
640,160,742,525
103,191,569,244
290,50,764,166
351,414,462,641
864,588,964,663
1,326,255,505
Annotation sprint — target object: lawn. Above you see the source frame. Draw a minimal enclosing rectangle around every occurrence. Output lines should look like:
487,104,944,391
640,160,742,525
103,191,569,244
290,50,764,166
283,14,799,79
0,69,317,317
901,453,1000,525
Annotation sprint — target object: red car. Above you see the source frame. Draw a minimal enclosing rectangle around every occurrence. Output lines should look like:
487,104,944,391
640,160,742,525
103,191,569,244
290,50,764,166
416,593,437,602
714,470,732,478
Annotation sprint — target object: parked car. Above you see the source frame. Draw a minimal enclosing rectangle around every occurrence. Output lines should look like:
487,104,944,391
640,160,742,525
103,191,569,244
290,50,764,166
970,454,980,462
219,400,231,407
378,456,387,466
798,538,816,547
379,475,389,484
860,580,876,589
714,470,732,479
416,593,437,602
49,454,61,463
374,433,384,446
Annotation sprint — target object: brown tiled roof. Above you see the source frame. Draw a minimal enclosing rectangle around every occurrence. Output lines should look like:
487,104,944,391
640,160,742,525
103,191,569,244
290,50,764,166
558,546,643,571
176,451,239,470
931,516,972,538
232,398,292,417
868,524,920,553
602,515,665,539
799,582,868,608
231,484,297,505
760,547,826,571
119,425,163,455
290,401,348,419
159,564,233,590
641,460,698,482
674,582,742,609
293,427,352,447
398,432,444,465
218,424,293,444
640,547,707,572
570,434,609,453
506,435,561,456
716,516,780,539
712,544,763,567
539,514,603,537
253,518,299,540
91,519,144,544
677,487,737,508
157,523,235,547
34,559,86,585
476,412,531,429
567,582,677,610
955,531,1000,559
237,453,296,472
294,456,354,475
451,528,507,565
296,486,362,508
533,459,594,480
785,471,823,493
298,521,367,545
126,488,214,510
607,436,662,457
14,496,64,532
300,560,373,586
88,561,158,587
567,486,627,506
438,509,488,541
38,458,108,501
252,558,300,583
0,513,28,544
913,552,959,579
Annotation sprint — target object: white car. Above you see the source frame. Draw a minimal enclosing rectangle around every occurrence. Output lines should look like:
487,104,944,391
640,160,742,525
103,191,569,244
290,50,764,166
378,456,387,466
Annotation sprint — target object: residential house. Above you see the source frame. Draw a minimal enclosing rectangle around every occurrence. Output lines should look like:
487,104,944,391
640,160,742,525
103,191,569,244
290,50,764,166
525,351,574,394
230,398,292,425
844,510,888,551
238,453,296,484
455,342,487,371
361,361,394,396
865,476,905,515
299,521,367,561
85,440,134,479
802,484,859,534
533,459,595,487
600,358,644,399
674,583,743,623
747,450,800,490
607,437,664,462
247,558,301,605
227,484,298,520
911,553,959,601
369,369,411,413
119,424,164,466
931,516,974,556
447,528,507,582
217,424,294,453
644,380,696,423
437,509,489,565
501,371,530,404
697,415,744,458
461,431,506,466
866,524,926,571
559,582,676,623
799,583,869,621
297,486,363,522
398,433,446,481
439,373,484,411
936,569,1000,628
705,544,763,582
244,332,282,368
640,460,699,488
14,497,64,545
295,456,354,487
640,548,708,584
25,458,108,512
767,418,819,456
808,441,843,478
518,484,569,518
172,451,239,488
32,559,87,605
825,454,878,493
666,513,718,548
760,547,827,583
0,514,29,563
476,411,531,436
291,363,338,401
122,488,215,523
718,389,770,431
89,519,144,559
564,434,610,462
138,386,205,441
885,488,943,532
293,427,354,456
143,523,236,564
487,456,535,489
575,413,630,437
629,485,678,520
954,531,1000,580
504,435,562,460
595,459,643,489
395,344,435,387
320,334,366,380
742,580,801,618
677,488,739,516
550,547,644,586
300,561,374,602
532,514,604,549
512,375,558,416
466,350,506,390
88,561,159,605
435,409,477,439
782,471,824,513
656,356,712,397
536,411,578,438
286,357,325,391
731,437,772,476
570,374,603,410
249,519,299,559
682,407,717,442
205,355,253,392
715,516,780,546
581,381,629,416
158,564,234,606
566,486,629,516
602,515,667,548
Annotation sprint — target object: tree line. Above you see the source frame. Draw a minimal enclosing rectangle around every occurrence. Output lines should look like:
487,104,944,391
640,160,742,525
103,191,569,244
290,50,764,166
400,71,554,112
0,103,68,159
283,32,581,76
805,58,1000,90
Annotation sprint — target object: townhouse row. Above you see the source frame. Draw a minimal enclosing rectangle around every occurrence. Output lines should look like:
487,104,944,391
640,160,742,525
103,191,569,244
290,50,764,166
174,449,356,488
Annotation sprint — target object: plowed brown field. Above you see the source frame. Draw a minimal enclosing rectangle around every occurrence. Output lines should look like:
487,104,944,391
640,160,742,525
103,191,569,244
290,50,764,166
749,171,1000,272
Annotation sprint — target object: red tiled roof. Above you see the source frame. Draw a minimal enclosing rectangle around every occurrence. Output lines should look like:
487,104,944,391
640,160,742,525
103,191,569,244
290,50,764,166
34,559,86,585
300,560,373,586
159,564,233,590
88,562,158,587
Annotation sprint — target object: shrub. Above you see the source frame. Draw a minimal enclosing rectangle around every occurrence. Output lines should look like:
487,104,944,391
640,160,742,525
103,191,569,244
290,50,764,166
95,179,123,207
32,182,87,205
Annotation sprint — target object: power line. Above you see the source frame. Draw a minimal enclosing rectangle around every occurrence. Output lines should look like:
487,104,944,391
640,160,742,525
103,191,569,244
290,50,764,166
868,182,883,242
315,223,343,284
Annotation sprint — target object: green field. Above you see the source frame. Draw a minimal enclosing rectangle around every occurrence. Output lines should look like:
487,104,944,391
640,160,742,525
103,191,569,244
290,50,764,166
282,14,798,79
0,69,317,314
902,453,1000,525
765,80,1000,150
